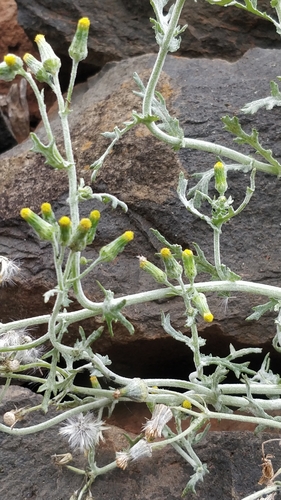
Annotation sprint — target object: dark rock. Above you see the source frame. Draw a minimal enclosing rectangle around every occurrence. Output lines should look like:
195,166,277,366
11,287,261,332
15,0,281,73
1,48,281,378
0,386,280,499
0,108,17,153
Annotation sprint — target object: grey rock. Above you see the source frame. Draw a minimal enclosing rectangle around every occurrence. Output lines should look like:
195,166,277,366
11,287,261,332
0,48,281,377
0,386,280,499
15,0,281,72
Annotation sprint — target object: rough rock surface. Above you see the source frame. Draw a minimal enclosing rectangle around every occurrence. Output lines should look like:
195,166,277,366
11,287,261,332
0,48,281,379
0,386,280,500
15,0,281,67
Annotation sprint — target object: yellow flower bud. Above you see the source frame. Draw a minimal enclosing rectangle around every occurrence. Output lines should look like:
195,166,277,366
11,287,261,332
35,34,61,75
4,54,17,67
160,247,171,258
58,216,72,246
214,161,228,196
160,247,182,279
3,54,23,71
191,291,214,322
41,202,56,224
23,53,52,84
20,207,55,241
86,210,101,244
182,249,197,284
138,256,167,284
203,312,214,323
98,231,134,263
182,399,192,409
68,17,90,63
69,218,92,251
90,375,101,389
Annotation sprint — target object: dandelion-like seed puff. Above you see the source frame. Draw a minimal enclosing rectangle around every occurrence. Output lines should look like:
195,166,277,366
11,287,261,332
59,413,107,453
0,256,20,286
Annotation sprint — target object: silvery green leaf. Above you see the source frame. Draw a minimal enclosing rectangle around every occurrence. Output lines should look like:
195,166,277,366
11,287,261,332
161,312,193,347
43,288,58,303
181,463,209,496
150,229,182,258
95,353,112,366
101,131,117,140
246,299,278,321
90,193,127,211
30,133,70,169
222,115,281,173
242,81,281,114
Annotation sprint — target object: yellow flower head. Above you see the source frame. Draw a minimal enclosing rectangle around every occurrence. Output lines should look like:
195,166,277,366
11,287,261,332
20,207,55,241
99,231,134,262
160,247,172,259
79,218,92,232
34,34,45,44
89,210,100,223
214,161,224,170
183,249,193,257
41,202,52,215
69,17,90,62
20,208,32,220
59,216,72,228
123,230,134,242
4,54,17,67
78,17,90,29
182,399,192,409
203,312,214,323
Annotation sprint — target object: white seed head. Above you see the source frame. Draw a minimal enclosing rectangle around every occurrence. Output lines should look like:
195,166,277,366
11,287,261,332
0,256,20,286
143,404,173,441
59,413,108,453
116,451,129,470
129,438,152,461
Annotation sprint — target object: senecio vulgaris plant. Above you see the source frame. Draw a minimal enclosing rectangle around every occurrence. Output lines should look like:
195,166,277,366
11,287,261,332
2,1,281,499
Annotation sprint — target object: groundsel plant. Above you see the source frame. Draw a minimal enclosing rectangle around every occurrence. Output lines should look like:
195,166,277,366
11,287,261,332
1,2,281,499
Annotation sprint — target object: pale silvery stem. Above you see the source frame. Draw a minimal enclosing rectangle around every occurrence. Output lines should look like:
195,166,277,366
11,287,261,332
143,0,186,117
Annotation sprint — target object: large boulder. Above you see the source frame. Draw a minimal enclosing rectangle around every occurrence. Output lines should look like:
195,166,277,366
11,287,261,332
0,386,279,500
0,48,281,377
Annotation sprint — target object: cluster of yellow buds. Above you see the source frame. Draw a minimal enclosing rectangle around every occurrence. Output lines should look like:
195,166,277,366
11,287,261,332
138,246,213,322
20,203,134,259
0,17,90,86
20,202,101,250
